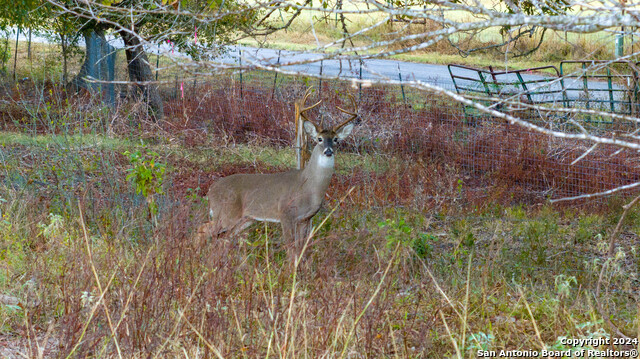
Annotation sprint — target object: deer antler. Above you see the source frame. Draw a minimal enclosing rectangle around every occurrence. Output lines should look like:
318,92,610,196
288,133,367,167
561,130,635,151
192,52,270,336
299,87,322,124
335,93,359,131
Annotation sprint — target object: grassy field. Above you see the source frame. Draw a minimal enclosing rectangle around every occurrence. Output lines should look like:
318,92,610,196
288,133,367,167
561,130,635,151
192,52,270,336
0,74,638,357
238,0,625,70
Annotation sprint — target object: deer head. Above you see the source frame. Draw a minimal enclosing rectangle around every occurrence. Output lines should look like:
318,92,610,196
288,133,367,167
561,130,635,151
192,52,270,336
300,92,358,164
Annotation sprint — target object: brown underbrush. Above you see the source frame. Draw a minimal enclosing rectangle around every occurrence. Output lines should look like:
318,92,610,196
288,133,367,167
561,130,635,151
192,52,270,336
0,78,637,357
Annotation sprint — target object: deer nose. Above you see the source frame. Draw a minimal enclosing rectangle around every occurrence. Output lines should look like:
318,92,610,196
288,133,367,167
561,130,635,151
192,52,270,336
324,148,333,157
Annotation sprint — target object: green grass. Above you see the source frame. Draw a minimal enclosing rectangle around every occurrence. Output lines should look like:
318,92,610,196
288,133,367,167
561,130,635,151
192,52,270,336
0,132,134,149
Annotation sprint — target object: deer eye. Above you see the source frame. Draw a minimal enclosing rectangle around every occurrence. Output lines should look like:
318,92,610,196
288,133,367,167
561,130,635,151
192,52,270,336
334,138,339,143
318,137,323,142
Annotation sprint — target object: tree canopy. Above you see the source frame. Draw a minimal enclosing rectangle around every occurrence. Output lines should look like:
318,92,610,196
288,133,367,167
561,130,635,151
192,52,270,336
0,0,50,30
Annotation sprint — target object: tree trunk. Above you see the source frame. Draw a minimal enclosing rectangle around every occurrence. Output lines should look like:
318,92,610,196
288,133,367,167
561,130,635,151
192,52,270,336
69,28,115,99
119,31,164,121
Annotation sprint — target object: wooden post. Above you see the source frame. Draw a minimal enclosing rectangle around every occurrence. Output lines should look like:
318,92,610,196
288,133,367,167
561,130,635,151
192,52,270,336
294,95,312,170
397,64,406,103
295,100,302,170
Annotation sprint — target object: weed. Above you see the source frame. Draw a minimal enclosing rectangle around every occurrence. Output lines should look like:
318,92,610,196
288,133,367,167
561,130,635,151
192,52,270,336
466,331,495,352
413,233,436,260
451,219,476,251
574,214,604,244
516,218,558,267
554,274,577,301
185,186,206,204
377,213,436,266
124,148,166,226
378,217,413,251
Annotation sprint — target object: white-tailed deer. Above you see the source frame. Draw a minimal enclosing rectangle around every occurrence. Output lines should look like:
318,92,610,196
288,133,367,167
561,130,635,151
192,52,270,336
200,91,358,249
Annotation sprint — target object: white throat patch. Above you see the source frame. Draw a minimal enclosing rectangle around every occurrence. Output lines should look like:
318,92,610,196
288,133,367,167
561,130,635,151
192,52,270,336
317,154,335,168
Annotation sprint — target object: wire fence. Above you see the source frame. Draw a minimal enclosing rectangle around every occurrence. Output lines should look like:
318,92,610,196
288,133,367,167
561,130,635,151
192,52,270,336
2,34,640,211
157,71,640,209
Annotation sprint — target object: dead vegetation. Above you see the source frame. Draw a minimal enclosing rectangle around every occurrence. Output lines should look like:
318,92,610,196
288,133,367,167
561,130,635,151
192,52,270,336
0,76,637,357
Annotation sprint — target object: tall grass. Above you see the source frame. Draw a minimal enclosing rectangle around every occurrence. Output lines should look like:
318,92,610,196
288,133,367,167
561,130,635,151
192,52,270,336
252,7,620,68
0,77,637,357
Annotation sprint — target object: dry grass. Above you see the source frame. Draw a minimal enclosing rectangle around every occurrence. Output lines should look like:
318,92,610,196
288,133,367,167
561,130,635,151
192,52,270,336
241,5,621,69
0,76,638,357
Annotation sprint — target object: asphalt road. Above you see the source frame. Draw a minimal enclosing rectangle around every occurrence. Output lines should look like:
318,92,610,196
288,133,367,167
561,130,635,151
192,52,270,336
233,46,455,87
204,46,624,103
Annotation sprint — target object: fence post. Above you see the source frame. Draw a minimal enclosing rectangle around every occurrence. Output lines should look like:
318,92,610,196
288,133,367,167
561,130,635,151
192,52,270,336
27,28,31,62
318,60,323,97
359,59,363,101
295,99,302,169
13,27,20,82
107,47,116,107
616,32,624,57
174,75,178,98
239,49,243,99
272,49,281,99
423,5,427,32
397,64,406,103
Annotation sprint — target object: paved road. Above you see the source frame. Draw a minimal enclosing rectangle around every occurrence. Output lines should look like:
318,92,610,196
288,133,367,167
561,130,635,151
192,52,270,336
233,46,455,87
202,46,624,102
230,47,620,99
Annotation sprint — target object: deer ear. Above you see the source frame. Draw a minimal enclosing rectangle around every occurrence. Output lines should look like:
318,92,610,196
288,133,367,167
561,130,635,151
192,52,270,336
335,122,354,140
303,120,319,138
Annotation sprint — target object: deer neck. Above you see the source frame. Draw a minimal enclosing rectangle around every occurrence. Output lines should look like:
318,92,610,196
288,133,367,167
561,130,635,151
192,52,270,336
300,144,335,198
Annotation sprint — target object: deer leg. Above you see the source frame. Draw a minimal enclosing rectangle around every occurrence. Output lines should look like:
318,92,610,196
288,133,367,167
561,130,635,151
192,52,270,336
280,216,303,264
281,218,314,265
295,220,310,249
292,220,314,271
280,217,295,243
195,221,216,242
227,218,254,239
199,206,253,243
